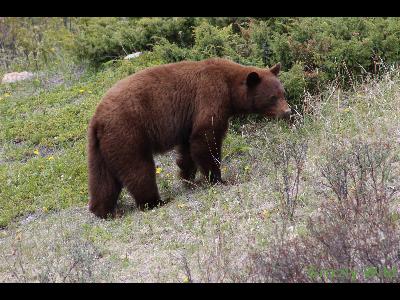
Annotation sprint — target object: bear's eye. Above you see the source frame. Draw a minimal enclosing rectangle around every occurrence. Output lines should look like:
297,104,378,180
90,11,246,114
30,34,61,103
270,96,278,103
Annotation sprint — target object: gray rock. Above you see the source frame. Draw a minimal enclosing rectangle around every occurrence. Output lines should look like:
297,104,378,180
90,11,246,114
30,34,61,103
124,52,142,60
1,71,34,84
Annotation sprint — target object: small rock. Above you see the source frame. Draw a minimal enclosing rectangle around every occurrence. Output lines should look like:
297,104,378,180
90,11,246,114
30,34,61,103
20,214,37,225
124,52,142,60
2,71,34,84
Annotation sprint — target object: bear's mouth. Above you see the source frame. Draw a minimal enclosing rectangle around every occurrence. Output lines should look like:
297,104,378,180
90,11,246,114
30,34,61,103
263,111,292,121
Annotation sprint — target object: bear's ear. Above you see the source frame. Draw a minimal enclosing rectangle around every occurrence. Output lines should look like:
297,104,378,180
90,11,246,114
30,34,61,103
246,71,261,87
270,63,281,76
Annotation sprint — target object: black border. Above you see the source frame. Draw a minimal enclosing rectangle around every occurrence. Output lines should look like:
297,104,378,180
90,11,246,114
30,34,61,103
1,282,398,294
2,0,400,17
1,3,400,292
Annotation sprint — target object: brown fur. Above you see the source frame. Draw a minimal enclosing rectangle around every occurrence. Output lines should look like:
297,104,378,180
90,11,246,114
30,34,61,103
88,58,291,218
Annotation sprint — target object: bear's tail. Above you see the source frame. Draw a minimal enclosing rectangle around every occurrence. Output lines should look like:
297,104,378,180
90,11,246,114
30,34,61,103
87,119,121,218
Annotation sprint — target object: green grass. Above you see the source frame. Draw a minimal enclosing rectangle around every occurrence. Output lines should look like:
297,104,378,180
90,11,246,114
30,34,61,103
0,77,95,226
0,58,399,282
0,54,167,226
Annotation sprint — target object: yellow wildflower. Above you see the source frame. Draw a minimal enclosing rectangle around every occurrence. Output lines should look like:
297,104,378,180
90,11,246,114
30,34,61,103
177,203,186,209
155,167,162,174
244,165,251,171
88,90,93,94
33,149,40,155
79,89,85,93
261,209,270,219
47,156,54,160
15,232,22,241
43,207,48,213
182,276,190,283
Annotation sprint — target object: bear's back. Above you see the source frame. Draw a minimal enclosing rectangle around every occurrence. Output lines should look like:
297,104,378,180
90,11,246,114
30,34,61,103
101,58,241,111
94,58,250,152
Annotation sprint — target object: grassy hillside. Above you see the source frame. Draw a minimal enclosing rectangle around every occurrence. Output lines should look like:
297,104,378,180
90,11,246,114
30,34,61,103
1,17,400,282
1,55,399,282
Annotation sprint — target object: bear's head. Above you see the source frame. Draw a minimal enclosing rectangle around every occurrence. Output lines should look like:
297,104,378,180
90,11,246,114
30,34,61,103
244,63,291,120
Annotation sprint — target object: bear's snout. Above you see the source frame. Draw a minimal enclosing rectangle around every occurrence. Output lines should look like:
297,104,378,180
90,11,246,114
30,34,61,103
272,98,292,120
281,108,292,120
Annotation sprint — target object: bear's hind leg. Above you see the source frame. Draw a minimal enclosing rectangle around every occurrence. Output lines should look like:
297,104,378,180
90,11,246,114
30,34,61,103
99,129,163,212
88,121,122,218
118,153,163,211
88,174,122,218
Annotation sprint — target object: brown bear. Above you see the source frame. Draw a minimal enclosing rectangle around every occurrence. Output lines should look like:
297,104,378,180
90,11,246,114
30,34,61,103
87,58,291,218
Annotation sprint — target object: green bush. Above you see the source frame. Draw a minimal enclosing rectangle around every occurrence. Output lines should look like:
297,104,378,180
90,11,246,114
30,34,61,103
150,22,263,67
192,22,263,66
152,38,190,63
71,17,198,68
4,17,400,112
255,18,400,93
279,62,307,108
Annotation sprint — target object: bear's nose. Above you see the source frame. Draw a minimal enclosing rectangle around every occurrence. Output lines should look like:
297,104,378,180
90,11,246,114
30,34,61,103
282,108,292,119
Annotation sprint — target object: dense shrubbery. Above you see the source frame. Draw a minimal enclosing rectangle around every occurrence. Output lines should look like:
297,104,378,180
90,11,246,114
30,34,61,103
70,17,198,67
2,17,400,108
151,22,263,67
262,18,400,96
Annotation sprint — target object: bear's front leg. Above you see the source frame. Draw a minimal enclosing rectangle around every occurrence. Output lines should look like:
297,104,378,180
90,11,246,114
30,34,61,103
190,127,225,185
176,143,198,182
